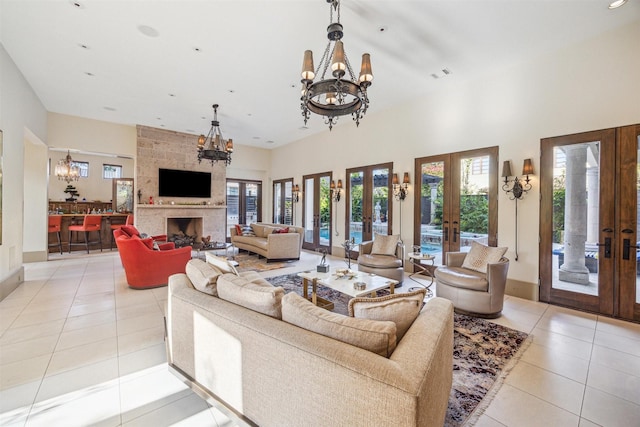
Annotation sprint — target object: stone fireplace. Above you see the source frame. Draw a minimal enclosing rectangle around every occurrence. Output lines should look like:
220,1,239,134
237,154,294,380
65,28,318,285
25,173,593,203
166,217,203,247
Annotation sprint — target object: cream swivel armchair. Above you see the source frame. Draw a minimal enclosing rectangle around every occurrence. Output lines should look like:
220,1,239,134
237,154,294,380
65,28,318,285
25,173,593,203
434,242,509,318
357,234,405,283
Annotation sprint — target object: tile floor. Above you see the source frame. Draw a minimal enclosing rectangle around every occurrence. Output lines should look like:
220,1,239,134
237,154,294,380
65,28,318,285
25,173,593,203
1,250,639,426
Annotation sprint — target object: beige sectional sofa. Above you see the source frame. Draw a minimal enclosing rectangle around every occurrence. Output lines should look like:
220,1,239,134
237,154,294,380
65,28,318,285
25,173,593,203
166,265,454,427
230,222,303,261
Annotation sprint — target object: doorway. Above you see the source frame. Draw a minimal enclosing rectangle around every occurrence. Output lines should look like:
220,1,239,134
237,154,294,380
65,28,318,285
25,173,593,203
413,147,499,265
345,163,393,245
540,124,640,321
302,172,332,253
226,180,262,240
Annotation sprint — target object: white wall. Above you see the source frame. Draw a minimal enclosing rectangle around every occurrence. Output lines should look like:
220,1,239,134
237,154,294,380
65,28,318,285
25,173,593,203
0,43,47,279
271,21,640,287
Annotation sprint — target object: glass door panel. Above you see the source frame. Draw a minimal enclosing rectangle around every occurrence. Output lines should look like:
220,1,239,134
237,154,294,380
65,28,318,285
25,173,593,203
273,179,293,225
371,168,390,237
273,182,282,223
245,183,259,224
226,180,262,240
303,173,332,252
226,182,239,239
348,171,364,244
458,155,490,252
550,143,600,296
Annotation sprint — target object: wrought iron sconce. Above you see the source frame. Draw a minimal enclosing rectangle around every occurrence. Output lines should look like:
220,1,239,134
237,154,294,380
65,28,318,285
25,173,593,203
292,184,300,203
392,172,410,201
501,159,534,261
330,179,343,202
501,159,533,200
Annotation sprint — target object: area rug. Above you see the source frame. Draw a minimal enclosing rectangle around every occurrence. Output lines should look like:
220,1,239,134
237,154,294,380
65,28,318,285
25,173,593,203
266,273,530,427
234,253,297,273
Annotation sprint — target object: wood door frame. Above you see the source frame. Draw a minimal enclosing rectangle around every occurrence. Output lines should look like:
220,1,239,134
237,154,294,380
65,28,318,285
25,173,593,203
302,172,333,252
344,162,394,244
539,129,616,315
413,147,499,260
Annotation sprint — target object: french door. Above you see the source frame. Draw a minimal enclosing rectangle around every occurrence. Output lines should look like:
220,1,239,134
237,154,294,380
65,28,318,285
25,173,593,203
302,172,332,253
540,124,640,321
414,147,499,266
273,178,293,225
345,163,393,245
226,179,262,240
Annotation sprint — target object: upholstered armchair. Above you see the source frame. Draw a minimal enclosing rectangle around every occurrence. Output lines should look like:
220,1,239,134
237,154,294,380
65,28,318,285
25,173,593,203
434,244,509,318
357,234,405,283
114,228,191,289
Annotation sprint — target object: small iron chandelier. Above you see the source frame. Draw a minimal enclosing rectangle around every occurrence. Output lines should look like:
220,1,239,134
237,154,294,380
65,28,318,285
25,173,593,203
55,150,80,183
300,0,373,130
197,104,233,166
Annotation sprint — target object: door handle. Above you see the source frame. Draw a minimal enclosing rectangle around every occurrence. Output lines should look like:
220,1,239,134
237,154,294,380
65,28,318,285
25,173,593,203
623,238,640,260
443,221,449,242
453,221,459,243
597,237,612,258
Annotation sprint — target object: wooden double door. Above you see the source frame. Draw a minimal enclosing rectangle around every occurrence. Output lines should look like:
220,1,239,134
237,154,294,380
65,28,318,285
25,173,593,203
540,124,640,322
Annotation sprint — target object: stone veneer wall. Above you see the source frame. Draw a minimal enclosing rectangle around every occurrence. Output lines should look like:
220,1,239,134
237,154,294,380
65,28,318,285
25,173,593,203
135,125,226,241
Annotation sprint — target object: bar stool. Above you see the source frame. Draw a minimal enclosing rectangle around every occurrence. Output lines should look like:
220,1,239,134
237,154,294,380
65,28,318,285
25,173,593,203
110,214,133,250
48,215,63,254
68,215,103,253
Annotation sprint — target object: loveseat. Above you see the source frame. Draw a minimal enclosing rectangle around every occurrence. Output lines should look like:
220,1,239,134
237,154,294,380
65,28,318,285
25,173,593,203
230,222,303,261
166,260,454,427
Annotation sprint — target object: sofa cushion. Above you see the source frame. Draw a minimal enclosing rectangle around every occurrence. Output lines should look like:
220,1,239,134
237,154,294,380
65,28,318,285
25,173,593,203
185,259,222,296
358,254,402,269
140,237,154,250
435,266,488,291
217,274,284,319
348,289,426,341
282,293,397,357
371,233,400,256
205,253,239,276
250,223,265,237
461,241,507,273
233,235,269,250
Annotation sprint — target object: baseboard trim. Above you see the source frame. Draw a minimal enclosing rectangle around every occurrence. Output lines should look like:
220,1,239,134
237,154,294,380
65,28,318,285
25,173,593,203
0,266,25,302
23,251,48,263
505,278,539,301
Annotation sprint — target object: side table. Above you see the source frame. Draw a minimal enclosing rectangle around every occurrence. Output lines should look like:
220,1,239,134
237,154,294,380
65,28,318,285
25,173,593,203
408,252,435,294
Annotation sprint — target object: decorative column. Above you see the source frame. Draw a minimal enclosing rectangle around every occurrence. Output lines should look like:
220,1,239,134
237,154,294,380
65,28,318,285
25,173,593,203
559,145,590,285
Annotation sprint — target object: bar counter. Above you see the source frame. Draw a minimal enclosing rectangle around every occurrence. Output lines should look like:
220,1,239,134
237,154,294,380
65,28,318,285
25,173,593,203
48,213,130,253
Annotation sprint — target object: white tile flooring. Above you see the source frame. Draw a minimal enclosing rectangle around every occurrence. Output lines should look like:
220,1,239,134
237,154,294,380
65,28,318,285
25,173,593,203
0,250,639,426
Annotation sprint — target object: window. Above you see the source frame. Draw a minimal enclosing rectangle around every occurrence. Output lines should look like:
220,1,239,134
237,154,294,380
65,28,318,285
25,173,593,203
72,161,89,178
471,156,489,175
103,164,122,179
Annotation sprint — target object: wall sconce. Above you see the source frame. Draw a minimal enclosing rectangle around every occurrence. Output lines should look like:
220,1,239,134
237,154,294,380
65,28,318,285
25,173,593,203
330,179,343,202
501,159,533,200
501,159,534,261
392,172,410,201
292,184,300,203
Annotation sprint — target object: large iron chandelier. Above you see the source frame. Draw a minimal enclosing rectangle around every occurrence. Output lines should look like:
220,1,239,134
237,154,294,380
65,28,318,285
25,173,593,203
300,0,373,130
55,150,80,183
197,104,233,166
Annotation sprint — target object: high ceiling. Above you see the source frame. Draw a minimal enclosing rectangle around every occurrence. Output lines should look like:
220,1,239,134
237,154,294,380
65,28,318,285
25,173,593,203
2,0,639,150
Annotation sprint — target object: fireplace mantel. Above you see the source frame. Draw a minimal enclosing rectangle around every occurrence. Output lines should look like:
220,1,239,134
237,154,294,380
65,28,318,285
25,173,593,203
135,205,227,243
137,205,227,210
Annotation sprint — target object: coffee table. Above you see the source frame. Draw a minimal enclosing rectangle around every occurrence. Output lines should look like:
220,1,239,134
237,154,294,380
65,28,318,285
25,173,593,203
297,268,398,311
195,242,234,260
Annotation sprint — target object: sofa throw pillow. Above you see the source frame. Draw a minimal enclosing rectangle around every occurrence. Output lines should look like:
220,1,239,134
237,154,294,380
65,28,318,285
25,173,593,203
273,227,289,234
185,259,222,296
348,289,426,341
461,241,508,273
120,225,140,238
217,274,284,319
205,253,239,276
140,237,154,250
234,224,243,236
240,224,256,237
282,293,397,357
371,233,400,256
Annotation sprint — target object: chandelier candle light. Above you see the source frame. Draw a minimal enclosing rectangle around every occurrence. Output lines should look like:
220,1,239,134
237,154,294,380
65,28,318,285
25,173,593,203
55,150,80,183
300,0,373,130
197,104,233,166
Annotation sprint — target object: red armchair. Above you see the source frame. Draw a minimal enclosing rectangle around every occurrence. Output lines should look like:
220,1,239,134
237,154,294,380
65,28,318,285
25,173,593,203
114,228,192,289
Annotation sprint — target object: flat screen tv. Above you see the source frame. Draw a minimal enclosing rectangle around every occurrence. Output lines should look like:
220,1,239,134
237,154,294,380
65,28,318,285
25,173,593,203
158,168,211,198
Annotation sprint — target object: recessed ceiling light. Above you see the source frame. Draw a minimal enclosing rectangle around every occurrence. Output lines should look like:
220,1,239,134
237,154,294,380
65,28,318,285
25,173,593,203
78,43,90,49
156,117,162,120
608,0,627,8
168,93,176,97
70,1,84,9
103,106,117,111
253,136,261,140
186,129,196,133
266,140,275,144
228,89,235,93
194,47,202,52
84,72,94,76
247,113,252,117
137,25,159,38
379,26,387,33
298,126,309,130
